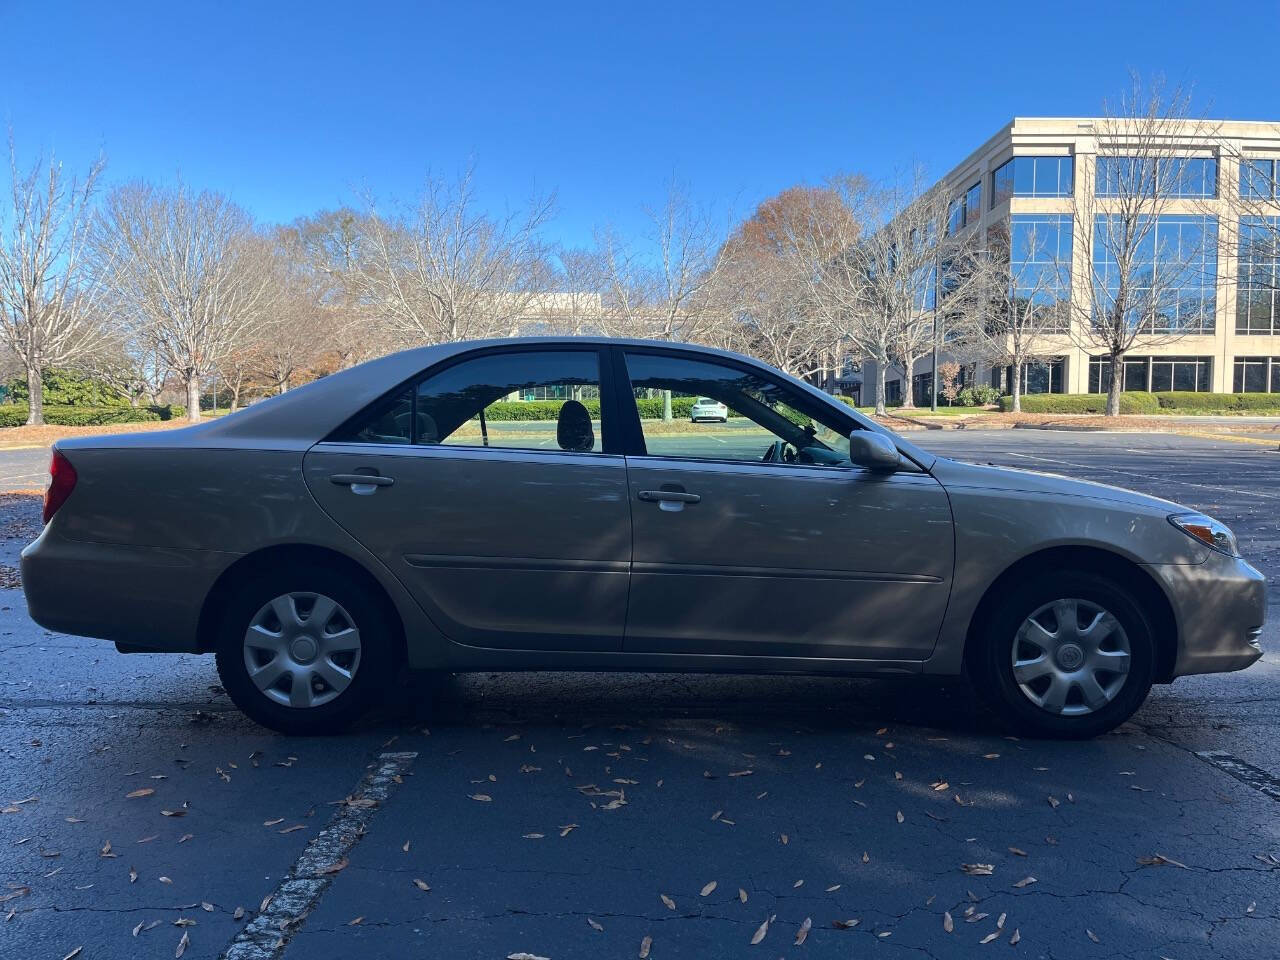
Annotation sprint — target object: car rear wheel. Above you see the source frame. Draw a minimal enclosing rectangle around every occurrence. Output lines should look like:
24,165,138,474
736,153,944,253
968,570,1155,739
214,564,397,734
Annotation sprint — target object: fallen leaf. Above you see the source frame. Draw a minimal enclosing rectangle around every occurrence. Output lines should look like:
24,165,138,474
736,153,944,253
508,954,550,960
1010,928,1021,945
943,911,954,932
160,809,186,818
962,864,994,876
178,834,194,844
348,916,364,926
159,876,172,884
523,833,544,839
175,931,189,958
316,857,348,876
638,934,652,958
1013,876,1037,888
896,810,904,824
1047,796,1060,809
980,930,1000,944
1086,929,1100,943
660,893,675,910
780,833,789,845
174,917,197,927
129,866,138,883
263,818,283,827
588,917,604,931
278,825,305,834
700,881,717,897
833,918,860,929
1008,847,1028,857
469,794,493,802
795,916,812,945
750,915,772,945
738,888,748,903
825,884,841,892
100,841,115,858
413,879,431,891
1137,853,1188,869
63,950,83,960
232,907,244,920
126,789,154,799
559,824,578,837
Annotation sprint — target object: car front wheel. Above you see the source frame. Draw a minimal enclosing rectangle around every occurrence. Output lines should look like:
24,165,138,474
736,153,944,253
968,571,1155,739
215,564,397,734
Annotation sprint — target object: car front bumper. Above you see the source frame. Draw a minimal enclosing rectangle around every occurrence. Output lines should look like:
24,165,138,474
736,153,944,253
1147,552,1267,678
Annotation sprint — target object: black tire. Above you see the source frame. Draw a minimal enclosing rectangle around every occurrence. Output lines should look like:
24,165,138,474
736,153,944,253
214,562,399,735
967,570,1156,739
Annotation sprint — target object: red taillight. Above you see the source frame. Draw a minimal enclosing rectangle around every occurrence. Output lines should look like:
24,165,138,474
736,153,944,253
43,449,77,524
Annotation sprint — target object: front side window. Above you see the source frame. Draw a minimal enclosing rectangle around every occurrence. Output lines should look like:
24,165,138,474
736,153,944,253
1241,159,1277,199
337,350,605,453
1096,156,1217,198
623,352,854,467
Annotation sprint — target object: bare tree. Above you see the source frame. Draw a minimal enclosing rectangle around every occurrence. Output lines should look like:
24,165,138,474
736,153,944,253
598,180,733,344
355,166,554,346
951,219,1072,412
93,182,277,421
1071,76,1220,415
0,138,106,424
784,171,982,416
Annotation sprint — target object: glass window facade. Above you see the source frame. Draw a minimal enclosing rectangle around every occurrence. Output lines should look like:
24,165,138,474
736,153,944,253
1240,159,1278,199
1087,355,1212,393
1237,216,1280,335
993,358,1066,394
1233,357,1278,393
946,181,982,235
1005,214,1073,333
990,156,1074,206
964,181,982,227
1092,215,1218,334
1095,156,1217,198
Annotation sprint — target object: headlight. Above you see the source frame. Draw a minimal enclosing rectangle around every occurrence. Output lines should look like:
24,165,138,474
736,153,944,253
1169,513,1241,557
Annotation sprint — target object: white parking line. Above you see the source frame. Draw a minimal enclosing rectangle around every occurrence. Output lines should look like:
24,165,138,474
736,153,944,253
219,750,418,960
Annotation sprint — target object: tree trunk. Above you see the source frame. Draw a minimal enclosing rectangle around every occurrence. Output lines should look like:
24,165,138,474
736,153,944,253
1106,353,1123,417
874,362,887,417
900,354,915,409
231,381,242,412
185,374,201,423
25,364,43,426
662,389,672,422
1011,362,1022,413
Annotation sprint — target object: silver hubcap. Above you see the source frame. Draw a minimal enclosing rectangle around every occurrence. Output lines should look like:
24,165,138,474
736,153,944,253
1011,598,1131,717
243,592,361,709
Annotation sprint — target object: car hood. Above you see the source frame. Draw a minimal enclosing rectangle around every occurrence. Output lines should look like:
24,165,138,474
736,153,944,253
929,456,1184,515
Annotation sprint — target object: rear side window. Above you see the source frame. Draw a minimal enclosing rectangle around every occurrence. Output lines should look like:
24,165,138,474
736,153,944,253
335,350,605,453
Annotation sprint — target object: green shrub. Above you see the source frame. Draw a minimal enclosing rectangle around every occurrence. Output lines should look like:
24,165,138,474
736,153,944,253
5,369,131,407
0,404,169,427
998,392,1161,414
1153,392,1280,412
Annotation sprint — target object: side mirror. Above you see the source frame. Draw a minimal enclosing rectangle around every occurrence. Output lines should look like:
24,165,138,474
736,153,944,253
848,431,901,472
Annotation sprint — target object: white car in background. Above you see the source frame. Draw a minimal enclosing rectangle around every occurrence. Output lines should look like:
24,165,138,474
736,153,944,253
690,397,729,423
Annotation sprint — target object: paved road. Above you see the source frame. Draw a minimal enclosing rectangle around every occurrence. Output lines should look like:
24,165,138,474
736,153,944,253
1,431,1277,960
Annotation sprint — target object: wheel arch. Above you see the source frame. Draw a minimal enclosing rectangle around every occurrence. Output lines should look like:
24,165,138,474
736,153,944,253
963,545,1179,683
196,543,407,662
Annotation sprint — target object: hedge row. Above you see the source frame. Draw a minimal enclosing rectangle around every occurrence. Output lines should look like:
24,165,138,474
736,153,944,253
1152,391,1280,412
0,404,186,427
997,392,1280,414
480,396,701,421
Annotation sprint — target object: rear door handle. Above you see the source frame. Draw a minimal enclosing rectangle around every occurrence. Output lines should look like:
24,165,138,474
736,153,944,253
638,490,700,504
330,473,395,495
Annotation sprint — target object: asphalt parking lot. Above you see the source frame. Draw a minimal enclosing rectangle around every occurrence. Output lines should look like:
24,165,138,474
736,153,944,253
1,429,1277,960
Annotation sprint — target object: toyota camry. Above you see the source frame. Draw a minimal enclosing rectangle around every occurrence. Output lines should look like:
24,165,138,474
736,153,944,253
21,338,1266,737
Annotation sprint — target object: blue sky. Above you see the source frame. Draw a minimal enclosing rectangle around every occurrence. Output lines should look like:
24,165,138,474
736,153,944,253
3,1,1276,250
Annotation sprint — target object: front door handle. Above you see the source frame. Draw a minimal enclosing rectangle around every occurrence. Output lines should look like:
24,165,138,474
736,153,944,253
330,473,395,496
638,490,700,504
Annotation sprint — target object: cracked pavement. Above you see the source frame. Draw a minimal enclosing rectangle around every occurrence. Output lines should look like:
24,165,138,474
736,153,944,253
0,430,1277,959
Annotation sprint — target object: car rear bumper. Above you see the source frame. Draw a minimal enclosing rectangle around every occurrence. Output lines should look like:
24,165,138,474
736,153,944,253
1147,553,1267,678
21,527,233,652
